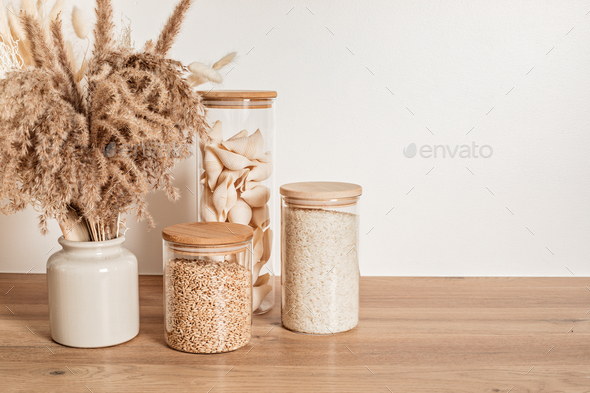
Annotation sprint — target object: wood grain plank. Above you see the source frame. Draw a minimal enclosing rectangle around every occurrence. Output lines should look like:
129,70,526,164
1,274,589,392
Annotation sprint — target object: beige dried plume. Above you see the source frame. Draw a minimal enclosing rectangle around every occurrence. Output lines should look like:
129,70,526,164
188,61,222,84
71,6,88,40
48,0,64,21
212,52,236,70
187,51,236,87
0,0,12,41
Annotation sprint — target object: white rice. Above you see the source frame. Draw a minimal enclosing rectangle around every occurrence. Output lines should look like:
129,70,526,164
282,207,359,334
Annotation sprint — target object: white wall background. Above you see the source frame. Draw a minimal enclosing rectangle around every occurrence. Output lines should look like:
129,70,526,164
1,0,589,276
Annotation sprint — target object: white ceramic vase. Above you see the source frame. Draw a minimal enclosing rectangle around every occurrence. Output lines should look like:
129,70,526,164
47,236,139,348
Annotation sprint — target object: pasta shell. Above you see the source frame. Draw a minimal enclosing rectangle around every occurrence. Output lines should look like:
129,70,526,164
221,129,264,160
258,150,272,163
251,205,270,230
239,180,261,193
254,272,270,287
252,261,264,284
241,185,270,208
228,129,248,140
252,284,273,312
252,227,264,264
209,120,224,145
234,169,250,191
212,180,228,216
211,146,254,171
225,253,237,264
225,183,237,217
200,120,223,156
203,147,223,190
200,186,217,222
217,168,239,187
221,137,249,156
217,169,244,213
248,155,273,182
212,175,237,221
236,251,247,268
261,228,273,264
228,198,252,225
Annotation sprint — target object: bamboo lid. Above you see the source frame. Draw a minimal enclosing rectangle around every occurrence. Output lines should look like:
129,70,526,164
280,182,362,200
162,222,253,245
197,90,277,100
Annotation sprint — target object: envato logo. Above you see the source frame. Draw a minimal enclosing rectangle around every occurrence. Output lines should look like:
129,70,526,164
403,142,493,159
103,141,194,159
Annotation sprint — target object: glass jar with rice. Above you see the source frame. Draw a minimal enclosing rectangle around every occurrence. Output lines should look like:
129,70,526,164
280,182,362,334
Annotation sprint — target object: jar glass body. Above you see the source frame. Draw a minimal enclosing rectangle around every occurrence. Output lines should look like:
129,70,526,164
197,96,276,315
46,236,139,348
163,239,253,353
281,196,360,334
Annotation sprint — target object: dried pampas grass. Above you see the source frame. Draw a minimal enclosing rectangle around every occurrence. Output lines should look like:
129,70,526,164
0,0,235,242
152,0,191,56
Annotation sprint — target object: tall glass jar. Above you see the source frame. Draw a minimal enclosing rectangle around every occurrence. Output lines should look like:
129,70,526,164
162,222,253,353
279,182,362,334
197,90,277,315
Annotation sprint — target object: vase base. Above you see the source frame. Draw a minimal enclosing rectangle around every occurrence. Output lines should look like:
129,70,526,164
51,329,139,349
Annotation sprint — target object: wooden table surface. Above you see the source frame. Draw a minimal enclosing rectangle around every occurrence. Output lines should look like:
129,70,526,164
1,274,589,392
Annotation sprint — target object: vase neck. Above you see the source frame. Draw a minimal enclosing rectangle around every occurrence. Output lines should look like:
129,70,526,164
58,236,126,257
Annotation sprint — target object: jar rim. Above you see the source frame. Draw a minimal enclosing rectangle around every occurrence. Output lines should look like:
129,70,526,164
163,240,250,256
282,196,359,209
57,236,126,248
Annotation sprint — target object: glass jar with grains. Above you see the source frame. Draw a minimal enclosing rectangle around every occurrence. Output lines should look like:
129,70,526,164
162,222,253,353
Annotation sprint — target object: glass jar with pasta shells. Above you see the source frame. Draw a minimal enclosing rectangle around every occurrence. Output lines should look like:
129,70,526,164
196,90,277,315
280,182,362,334
162,222,253,353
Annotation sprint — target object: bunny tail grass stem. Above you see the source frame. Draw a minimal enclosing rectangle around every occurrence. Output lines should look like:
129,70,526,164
153,0,192,56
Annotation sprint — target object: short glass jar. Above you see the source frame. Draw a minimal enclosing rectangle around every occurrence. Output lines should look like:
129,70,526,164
280,182,362,334
196,90,277,315
162,222,253,353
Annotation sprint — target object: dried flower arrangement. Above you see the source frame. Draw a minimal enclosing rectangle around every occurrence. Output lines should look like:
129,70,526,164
0,0,235,242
